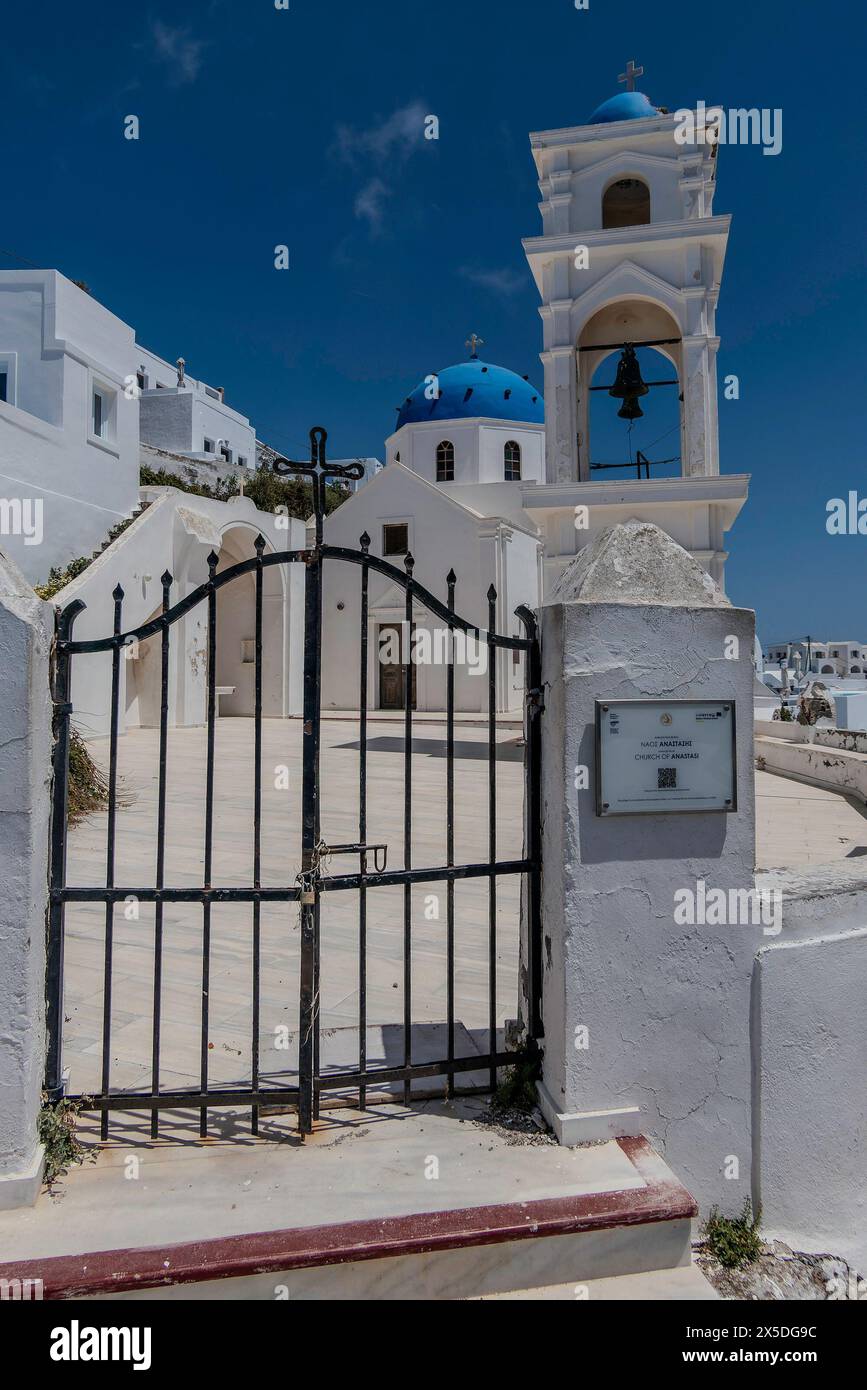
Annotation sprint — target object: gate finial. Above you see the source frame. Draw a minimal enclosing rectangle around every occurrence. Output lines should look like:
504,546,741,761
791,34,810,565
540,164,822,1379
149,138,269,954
272,426,366,549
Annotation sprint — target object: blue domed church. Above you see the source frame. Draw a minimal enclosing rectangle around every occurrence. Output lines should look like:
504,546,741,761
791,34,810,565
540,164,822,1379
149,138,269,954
322,336,545,714
322,67,747,713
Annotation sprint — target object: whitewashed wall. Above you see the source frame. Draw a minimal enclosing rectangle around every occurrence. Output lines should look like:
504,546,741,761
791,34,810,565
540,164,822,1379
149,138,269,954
0,272,141,583
754,864,867,1272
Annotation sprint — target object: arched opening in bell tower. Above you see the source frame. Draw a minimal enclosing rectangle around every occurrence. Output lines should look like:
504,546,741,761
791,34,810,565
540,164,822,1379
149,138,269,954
602,176,651,229
577,301,684,481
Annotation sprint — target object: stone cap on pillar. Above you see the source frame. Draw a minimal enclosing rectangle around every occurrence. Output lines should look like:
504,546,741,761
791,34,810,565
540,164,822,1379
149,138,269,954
549,520,730,608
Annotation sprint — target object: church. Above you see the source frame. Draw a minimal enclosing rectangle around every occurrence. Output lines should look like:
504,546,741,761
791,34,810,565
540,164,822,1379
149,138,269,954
321,69,749,713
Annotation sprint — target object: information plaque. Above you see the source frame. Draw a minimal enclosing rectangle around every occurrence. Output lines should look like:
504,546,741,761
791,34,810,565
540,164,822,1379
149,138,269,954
595,699,737,817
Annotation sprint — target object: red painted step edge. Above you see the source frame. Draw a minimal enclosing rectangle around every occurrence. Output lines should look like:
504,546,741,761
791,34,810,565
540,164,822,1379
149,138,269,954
0,1137,696,1299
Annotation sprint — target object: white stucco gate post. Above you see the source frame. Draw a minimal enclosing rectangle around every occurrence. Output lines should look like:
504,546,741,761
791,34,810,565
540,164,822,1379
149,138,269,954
534,521,757,1212
0,552,52,1208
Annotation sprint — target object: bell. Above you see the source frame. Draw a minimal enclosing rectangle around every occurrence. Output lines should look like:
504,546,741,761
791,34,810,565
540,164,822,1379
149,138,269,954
609,344,649,420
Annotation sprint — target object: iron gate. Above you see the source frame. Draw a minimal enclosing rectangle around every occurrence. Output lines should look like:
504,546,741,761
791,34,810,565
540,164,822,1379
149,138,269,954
46,428,543,1139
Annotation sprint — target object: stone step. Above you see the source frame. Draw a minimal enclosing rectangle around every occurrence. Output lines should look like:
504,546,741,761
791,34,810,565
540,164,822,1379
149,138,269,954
0,1102,698,1301
475,1261,719,1300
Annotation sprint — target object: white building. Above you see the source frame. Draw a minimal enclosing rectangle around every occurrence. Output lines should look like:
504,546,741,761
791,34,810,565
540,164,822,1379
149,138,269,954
0,270,257,585
764,638,867,679
521,85,748,592
59,487,304,739
136,347,256,470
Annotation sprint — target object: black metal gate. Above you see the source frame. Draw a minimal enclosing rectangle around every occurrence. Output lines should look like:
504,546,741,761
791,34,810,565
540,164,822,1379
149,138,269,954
46,428,542,1139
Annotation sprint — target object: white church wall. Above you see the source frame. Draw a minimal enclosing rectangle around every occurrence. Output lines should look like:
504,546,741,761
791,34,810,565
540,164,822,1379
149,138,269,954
322,466,536,712
387,419,544,488
54,489,303,738
477,423,544,485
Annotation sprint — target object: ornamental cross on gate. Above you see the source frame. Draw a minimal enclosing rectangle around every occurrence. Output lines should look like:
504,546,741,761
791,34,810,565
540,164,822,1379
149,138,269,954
272,426,365,547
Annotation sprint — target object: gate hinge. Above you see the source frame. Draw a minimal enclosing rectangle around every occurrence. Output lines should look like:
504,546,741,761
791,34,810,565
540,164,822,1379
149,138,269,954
526,686,545,716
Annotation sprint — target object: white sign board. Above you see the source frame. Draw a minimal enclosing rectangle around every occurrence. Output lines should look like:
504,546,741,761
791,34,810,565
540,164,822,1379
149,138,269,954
596,700,737,816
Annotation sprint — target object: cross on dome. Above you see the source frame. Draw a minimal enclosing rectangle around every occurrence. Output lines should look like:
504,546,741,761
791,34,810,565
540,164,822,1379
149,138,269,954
618,59,644,92
465,333,485,359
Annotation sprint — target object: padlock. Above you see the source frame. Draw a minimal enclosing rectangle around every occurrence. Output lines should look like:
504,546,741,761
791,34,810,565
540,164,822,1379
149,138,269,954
300,889,315,905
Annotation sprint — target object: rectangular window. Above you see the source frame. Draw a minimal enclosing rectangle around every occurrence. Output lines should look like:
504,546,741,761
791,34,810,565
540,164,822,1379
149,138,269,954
220,443,233,464
92,389,105,438
238,455,248,468
383,522,409,556
0,371,6,403
204,438,215,453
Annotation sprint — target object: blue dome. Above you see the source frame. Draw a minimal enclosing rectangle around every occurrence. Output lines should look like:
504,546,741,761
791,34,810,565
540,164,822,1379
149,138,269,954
587,91,659,125
396,359,543,430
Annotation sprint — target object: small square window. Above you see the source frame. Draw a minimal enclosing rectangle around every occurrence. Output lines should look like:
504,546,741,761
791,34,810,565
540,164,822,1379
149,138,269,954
383,522,409,556
204,438,215,453
238,455,247,468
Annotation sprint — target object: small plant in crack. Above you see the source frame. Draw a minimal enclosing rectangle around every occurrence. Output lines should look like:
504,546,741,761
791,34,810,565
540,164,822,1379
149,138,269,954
702,1199,763,1269
37,1094,93,1187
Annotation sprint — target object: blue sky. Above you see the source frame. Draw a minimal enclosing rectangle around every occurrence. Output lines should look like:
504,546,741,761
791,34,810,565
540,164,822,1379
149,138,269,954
3,0,865,641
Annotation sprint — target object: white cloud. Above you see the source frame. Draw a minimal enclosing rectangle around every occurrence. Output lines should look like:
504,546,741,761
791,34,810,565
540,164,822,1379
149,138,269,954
150,21,207,86
333,101,428,168
354,178,390,235
333,101,431,241
459,265,526,296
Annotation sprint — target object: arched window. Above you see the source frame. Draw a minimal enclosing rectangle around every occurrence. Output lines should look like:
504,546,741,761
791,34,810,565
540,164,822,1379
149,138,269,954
602,177,650,230
504,440,522,481
436,440,454,482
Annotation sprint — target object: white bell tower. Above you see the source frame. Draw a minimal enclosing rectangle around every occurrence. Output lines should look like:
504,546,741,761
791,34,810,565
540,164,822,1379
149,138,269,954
520,66,749,591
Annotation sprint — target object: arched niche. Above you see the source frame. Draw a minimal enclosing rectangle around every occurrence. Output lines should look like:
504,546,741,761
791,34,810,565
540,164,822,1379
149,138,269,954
602,176,651,230
215,525,286,717
576,299,683,481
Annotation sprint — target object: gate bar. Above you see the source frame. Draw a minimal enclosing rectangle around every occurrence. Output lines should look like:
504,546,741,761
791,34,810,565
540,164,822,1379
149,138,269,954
446,568,456,1097
99,585,124,1141
487,584,498,1092
45,598,85,1103
403,552,414,1104
200,551,218,1137
55,858,533,904
251,536,265,1135
517,604,544,1043
150,570,172,1139
358,533,370,1109
297,546,321,1135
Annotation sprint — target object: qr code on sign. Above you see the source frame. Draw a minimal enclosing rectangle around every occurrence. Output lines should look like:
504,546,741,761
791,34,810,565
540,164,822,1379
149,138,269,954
658,767,677,789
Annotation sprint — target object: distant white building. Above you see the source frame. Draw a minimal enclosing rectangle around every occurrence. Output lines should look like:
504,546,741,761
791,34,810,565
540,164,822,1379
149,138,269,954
763,639,867,679
136,346,256,469
0,269,257,584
